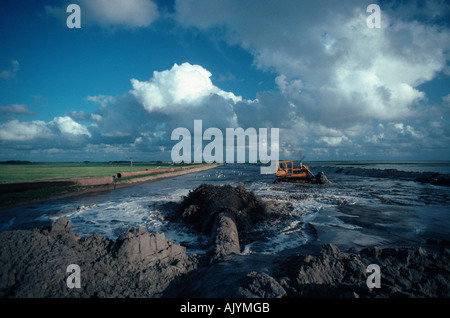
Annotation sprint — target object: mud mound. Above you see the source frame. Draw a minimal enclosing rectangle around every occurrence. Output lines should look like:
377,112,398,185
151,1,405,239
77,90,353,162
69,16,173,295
315,172,332,184
316,165,450,186
167,243,450,298
270,244,450,298
177,183,268,235
1,217,448,298
0,217,196,297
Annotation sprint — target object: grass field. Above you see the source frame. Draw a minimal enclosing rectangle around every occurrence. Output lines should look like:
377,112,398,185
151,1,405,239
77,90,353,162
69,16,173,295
0,162,189,184
0,162,212,207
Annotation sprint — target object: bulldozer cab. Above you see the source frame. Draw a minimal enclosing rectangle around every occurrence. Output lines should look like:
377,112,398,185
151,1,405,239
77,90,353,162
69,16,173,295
278,161,289,173
277,160,301,173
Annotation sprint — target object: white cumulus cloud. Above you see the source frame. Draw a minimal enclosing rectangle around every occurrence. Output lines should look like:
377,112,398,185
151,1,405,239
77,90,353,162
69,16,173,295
0,116,91,142
175,1,449,126
174,0,450,160
130,62,242,112
52,116,92,137
0,120,51,141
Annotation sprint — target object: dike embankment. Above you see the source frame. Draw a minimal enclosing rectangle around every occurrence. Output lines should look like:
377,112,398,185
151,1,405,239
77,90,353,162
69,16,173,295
0,164,221,209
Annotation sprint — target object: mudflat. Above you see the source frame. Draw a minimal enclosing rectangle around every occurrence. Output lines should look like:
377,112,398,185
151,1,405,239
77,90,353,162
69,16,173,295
0,183,448,298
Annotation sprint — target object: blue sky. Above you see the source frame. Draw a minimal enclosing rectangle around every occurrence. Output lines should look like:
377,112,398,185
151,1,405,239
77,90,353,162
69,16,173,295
0,0,449,162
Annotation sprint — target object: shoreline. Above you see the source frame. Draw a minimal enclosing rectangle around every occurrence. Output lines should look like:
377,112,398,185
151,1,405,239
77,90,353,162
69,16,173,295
0,164,221,210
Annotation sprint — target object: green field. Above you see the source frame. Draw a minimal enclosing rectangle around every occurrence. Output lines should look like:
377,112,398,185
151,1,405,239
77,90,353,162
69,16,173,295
0,162,188,184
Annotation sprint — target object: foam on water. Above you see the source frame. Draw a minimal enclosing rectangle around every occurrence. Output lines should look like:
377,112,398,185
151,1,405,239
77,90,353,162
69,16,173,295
44,187,209,253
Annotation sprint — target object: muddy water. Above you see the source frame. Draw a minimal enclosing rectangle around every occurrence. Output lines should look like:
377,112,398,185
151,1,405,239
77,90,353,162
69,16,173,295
1,163,449,254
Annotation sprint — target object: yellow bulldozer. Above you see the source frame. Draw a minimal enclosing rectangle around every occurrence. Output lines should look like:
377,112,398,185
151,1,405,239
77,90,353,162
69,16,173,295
275,160,315,182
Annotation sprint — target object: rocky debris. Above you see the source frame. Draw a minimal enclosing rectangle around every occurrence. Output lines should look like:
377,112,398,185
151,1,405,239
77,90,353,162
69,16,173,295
316,165,450,187
166,243,449,298
315,172,332,184
238,272,287,298
49,215,78,243
277,244,369,297
113,227,185,265
414,177,450,187
267,244,450,298
0,217,195,297
0,218,448,298
1,184,449,298
176,183,268,235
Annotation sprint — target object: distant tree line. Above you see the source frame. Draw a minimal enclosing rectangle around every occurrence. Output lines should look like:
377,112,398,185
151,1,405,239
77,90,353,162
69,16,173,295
0,160,33,164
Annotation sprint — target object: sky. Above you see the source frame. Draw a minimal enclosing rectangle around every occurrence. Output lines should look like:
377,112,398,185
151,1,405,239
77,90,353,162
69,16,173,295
0,0,449,162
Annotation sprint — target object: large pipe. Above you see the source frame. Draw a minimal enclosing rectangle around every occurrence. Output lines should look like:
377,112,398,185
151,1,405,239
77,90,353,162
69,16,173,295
115,165,205,178
210,211,240,260
73,176,113,186
115,168,174,179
